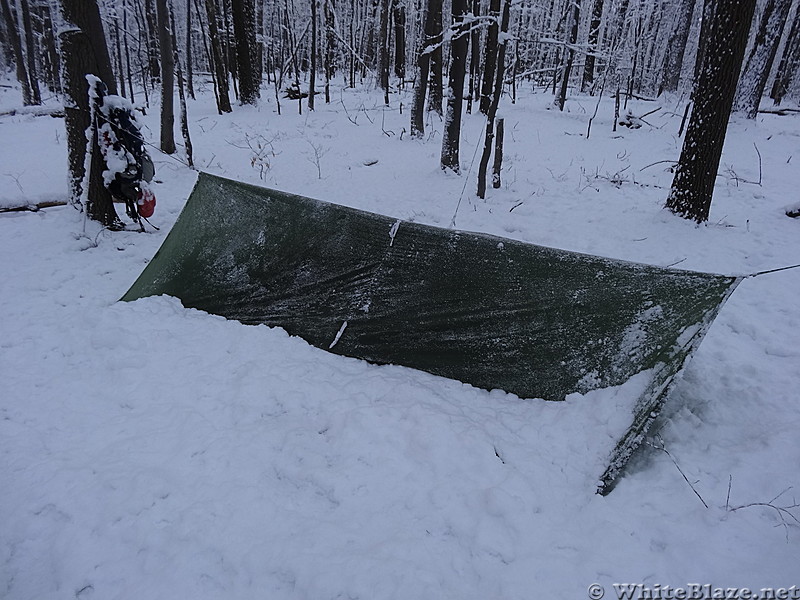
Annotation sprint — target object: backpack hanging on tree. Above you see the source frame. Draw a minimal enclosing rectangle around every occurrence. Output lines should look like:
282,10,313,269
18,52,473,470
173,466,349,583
93,82,157,223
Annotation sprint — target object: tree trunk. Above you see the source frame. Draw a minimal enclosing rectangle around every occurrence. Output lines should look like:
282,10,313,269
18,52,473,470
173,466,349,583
733,0,792,118
480,0,501,114
145,0,161,83
492,117,504,188
170,6,194,167
394,1,406,81
770,9,800,105
378,0,391,104
233,0,260,104
59,0,120,227
309,0,317,109
40,3,61,92
467,0,480,112
659,0,697,95
0,0,33,105
205,0,233,112
157,0,176,153
477,0,510,199
18,0,41,104
410,0,436,136
427,0,443,114
441,0,469,172
582,0,604,92
665,0,757,222
187,0,195,99
557,0,579,110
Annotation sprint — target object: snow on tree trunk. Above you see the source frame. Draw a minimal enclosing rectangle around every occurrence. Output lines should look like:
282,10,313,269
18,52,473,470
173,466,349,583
232,0,260,105
659,0,698,95
1,0,33,105
157,0,176,154
733,0,793,118
205,0,233,113
59,0,120,227
441,0,469,172
665,0,757,223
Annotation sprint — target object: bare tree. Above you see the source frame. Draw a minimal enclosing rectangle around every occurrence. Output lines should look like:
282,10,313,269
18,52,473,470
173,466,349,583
665,0,757,222
659,0,698,95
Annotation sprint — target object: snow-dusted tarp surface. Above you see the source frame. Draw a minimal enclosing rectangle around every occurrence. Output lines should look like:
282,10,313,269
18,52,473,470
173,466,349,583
122,172,740,491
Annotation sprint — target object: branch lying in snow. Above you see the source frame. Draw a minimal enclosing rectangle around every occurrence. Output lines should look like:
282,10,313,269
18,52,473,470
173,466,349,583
0,200,68,213
728,483,800,543
648,435,708,508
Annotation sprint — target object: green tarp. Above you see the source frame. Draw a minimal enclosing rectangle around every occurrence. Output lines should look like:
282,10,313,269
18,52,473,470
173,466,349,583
122,172,740,493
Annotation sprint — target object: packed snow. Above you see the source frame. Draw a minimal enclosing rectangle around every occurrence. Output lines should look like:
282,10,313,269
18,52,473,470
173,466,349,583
1,79,799,599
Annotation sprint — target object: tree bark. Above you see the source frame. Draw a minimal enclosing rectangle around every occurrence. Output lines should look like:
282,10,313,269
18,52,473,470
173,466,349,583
665,0,757,222
492,117,504,188
145,0,161,83
582,0,604,92
557,0,579,110
379,0,390,103
410,0,436,137
233,0,260,104
0,0,33,105
427,0,443,114
205,0,233,112
770,9,800,105
18,0,41,104
157,0,176,153
394,1,406,81
480,0,501,114
733,0,793,118
659,0,697,95
441,0,469,172
170,6,194,167
477,0,510,198
59,0,120,227
309,0,317,109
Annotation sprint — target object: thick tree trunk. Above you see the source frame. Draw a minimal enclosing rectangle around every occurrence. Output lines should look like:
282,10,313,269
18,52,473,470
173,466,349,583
659,0,697,95
233,0,260,104
665,0,757,222
59,0,120,227
441,0,469,172
733,0,793,118
157,0,176,153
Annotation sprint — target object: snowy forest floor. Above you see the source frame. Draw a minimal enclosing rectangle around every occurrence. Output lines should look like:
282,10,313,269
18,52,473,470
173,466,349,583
1,78,800,599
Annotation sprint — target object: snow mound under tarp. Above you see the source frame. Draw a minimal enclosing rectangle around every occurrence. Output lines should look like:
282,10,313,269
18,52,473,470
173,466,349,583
122,172,741,492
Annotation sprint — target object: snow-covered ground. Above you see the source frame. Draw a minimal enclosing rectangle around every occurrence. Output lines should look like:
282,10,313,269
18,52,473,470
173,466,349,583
2,79,799,599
